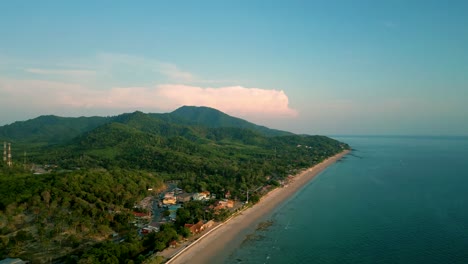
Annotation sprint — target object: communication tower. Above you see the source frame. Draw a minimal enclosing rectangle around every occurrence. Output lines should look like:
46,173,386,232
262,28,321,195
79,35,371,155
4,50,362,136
7,143,12,167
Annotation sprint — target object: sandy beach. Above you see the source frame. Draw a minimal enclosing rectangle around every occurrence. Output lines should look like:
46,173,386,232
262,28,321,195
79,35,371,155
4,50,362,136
167,149,350,264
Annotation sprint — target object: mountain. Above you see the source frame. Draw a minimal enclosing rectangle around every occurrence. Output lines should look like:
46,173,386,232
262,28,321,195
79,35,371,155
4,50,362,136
168,106,292,136
0,106,290,145
0,115,111,144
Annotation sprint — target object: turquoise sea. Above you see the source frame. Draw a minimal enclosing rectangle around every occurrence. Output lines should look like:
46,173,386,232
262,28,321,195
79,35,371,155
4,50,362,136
224,136,468,264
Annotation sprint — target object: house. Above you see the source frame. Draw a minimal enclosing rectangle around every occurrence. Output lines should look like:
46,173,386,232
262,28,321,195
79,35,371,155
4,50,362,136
184,220,205,234
132,212,150,219
213,199,234,210
193,191,210,201
141,227,152,235
164,192,175,199
163,197,177,205
149,222,161,232
177,193,192,203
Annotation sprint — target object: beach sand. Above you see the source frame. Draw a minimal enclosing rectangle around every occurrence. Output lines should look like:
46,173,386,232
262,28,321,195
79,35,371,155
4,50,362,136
167,150,350,264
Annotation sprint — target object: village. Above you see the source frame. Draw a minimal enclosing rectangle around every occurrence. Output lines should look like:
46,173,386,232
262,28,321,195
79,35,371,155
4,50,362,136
132,185,243,240
128,176,295,262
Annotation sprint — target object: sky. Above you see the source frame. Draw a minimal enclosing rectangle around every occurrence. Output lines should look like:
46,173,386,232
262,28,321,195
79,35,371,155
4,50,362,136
0,0,467,136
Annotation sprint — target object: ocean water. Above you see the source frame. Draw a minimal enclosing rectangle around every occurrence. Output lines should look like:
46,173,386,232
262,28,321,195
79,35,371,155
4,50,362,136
225,136,468,264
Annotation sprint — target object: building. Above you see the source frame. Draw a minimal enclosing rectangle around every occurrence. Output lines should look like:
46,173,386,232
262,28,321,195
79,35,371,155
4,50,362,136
213,199,234,210
149,222,161,232
177,193,192,203
163,197,177,205
132,212,151,219
164,192,175,199
141,227,152,235
193,191,210,201
184,220,205,234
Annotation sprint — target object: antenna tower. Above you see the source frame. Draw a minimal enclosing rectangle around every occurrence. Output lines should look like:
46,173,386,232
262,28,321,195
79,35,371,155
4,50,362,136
7,143,12,167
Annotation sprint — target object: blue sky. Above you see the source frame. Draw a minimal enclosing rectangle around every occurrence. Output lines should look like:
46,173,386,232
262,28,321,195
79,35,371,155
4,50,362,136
0,0,467,135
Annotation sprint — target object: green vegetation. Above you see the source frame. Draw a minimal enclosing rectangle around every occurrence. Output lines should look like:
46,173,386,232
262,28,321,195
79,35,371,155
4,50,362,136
168,105,292,136
0,106,349,262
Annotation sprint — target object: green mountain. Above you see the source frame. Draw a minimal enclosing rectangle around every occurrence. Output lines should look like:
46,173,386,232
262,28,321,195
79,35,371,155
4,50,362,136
168,106,292,136
0,115,111,144
1,107,348,173
0,106,290,145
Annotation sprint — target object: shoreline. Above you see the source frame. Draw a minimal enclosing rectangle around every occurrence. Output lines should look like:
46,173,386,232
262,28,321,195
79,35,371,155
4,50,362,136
166,149,350,264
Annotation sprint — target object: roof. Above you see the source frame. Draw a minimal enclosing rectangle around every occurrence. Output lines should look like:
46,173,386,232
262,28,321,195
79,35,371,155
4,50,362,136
186,220,205,234
177,192,192,198
132,212,148,217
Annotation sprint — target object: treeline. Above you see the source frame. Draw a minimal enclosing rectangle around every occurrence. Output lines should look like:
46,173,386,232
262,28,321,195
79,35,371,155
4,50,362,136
37,135,345,201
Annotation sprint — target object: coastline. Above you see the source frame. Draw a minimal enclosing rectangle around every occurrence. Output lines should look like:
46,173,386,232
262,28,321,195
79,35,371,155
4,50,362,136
166,149,350,264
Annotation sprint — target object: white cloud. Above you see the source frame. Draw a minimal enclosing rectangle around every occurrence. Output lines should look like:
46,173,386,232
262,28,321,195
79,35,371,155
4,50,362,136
0,53,297,124
0,78,297,118
155,84,298,117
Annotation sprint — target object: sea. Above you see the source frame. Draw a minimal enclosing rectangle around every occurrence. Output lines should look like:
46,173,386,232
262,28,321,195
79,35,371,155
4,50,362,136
223,136,468,264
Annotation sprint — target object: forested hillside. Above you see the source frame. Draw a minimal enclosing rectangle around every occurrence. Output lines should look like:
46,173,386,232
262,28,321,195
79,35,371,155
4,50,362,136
0,106,349,263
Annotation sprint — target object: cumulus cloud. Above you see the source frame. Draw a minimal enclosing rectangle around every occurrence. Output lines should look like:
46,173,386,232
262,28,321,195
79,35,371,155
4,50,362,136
155,85,297,117
0,53,297,122
0,79,297,118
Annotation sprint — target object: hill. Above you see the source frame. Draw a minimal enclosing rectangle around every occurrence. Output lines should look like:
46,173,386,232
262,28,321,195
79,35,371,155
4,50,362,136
0,115,111,144
168,106,292,136
0,106,290,145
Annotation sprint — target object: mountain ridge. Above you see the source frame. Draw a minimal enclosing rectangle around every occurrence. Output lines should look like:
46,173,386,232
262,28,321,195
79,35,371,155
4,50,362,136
0,106,292,144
